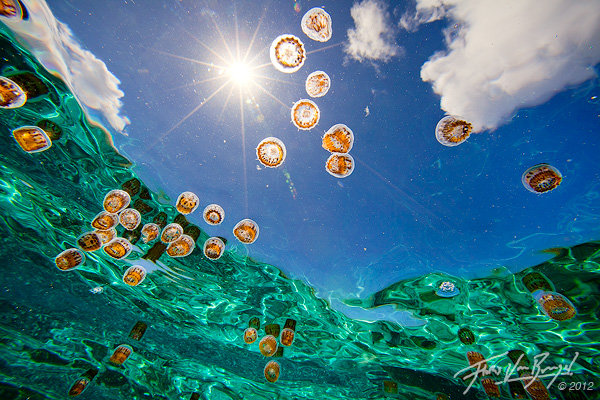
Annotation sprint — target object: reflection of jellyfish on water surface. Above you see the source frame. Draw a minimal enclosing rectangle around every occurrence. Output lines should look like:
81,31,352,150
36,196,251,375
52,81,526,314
322,124,353,153
435,281,460,298
123,265,147,286
522,164,562,194
256,137,286,168
270,35,306,73
291,99,320,130
305,71,330,98
176,191,199,215
12,126,52,153
55,248,85,271
326,153,354,178
0,76,26,108
301,7,332,42
435,116,472,146
264,361,280,383
233,219,259,244
203,237,225,260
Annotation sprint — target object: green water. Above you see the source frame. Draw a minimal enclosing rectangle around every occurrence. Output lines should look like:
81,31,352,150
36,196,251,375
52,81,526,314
0,24,599,400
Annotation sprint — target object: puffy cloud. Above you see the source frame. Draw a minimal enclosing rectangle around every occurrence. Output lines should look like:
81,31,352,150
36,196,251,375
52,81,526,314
4,0,129,131
345,0,400,63
412,0,600,131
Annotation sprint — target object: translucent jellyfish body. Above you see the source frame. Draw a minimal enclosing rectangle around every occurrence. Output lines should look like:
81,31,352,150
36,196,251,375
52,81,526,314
270,34,306,73
233,219,259,244
0,0,23,19
435,116,472,147
141,223,160,243
435,281,460,298
176,191,199,214
203,204,225,225
256,137,286,168
522,271,554,293
91,211,119,230
264,361,280,383
481,378,500,397
325,153,354,178
103,238,132,259
466,351,486,368
12,126,52,153
123,265,147,286
259,335,278,357
55,248,85,271
305,71,330,98
95,228,116,245
203,237,225,260
109,344,133,365
77,232,102,252
68,368,98,397
301,7,332,42
534,291,576,321
103,190,131,214
167,234,195,257
522,164,562,194
291,99,319,130
119,208,141,230
244,327,258,344
383,381,398,394
457,327,475,345
0,76,26,108
161,223,183,243
523,377,550,400
280,319,296,347
36,120,62,141
129,321,148,341
322,124,353,153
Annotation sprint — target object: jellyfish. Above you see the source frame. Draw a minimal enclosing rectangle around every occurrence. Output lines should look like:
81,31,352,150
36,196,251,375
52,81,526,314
94,228,117,245
521,164,562,194
123,265,146,287
244,327,258,344
291,99,320,130
121,178,141,197
466,351,487,369
274,346,284,358
190,394,200,400
322,124,353,153
305,71,331,98
109,344,133,365
153,211,168,228
0,76,26,108
435,116,472,147
481,378,500,398
521,271,554,293
203,204,225,225
508,381,528,399
233,219,259,244
270,34,306,73
203,237,225,260
91,211,119,231
6,72,48,100
280,318,296,347
457,327,475,345
141,223,160,243
383,381,398,394
534,291,577,321
77,232,102,252
35,119,62,141
67,368,98,397
12,126,52,153
507,350,530,369
435,281,460,298
325,153,354,178
103,238,132,260
249,317,260,330
103,190,131,214
119,208,141,230
166,234,195,257
301,7,332,42
264,361,280,383
256,137,286,168
176,191,200,215
161,223,183,243
128,321,148,341
265,323,281,337
55,248,85,271
259,335,278,357
523,377,550,400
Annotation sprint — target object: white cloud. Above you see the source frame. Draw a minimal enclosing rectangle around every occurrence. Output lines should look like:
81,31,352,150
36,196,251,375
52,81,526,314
411,0,600,132
4,0,129,131
345,0,400,63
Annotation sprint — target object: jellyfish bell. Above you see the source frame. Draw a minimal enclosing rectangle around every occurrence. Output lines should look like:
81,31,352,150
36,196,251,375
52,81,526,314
67,368,98,397
161,223,183,243
95,228,117,245
435,116,472,147
12,126,52,153
166,234,195,257
244,327,258,344
301,7,332,42
259,335,278,357
325,153,354,178
322,124,354,153
203,237,225,260
522,271,554,293
128,321,148,341
55,248,85,271
36,119,62,141
305,71,331,98
0,1,22,19
91,211,119,231
534,291,577,321
270,34,306,74
109,344,133,365
256,137,286,168
383,381,398,394
119,208,141,230
291,99,320,130
280,319,296,347
264,361,280,383
435,281,460,298
141,223,160,243
103,190,131,214
457,327,475,345
466,351,487,370
233,219,259,244
123,265,147,286
176,191,200,215
522,164,562,194
203,204,225,225
481,378,500,398
77,232,102,252
0,76,26,108
249,317,260,329
103,238,132,260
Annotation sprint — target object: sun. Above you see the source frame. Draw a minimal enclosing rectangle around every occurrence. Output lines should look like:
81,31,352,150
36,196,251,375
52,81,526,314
226,61,254,87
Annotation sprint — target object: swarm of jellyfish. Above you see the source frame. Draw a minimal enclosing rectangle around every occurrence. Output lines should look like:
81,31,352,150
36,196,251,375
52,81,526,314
77,232,102,252
325,153,354,178
95,228,116,245
264,361,280,383
534,291,576,321
305,71,331,98
280,318,296,346
203,237,225,260
291,99,320,130
119,208,141,230
202,204,225,225
167,234,195,257
103,238,132,259
322,124,354,153
141,223,160,243
12,126,52,153
270,34,306,73
257,137,287,168
0,76,26,108
68,368,98,397
91,211,118,231
55,248,85,271
301,7,332,42
103,190,130,214
521,164,562,194
435,116,472,146
435,281,460,298
161,223,183,243
176,191,199,214
123,265,146,287
233,219,259,244
259,335,278,357
109,344,133,366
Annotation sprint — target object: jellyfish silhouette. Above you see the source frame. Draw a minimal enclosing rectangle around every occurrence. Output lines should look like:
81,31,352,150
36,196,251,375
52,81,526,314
36,120,62,141
94,228,116,245
325,153,354,178
167,234,195,257
103,190,131,214
128,321,148,340
77,232,102,252
264,361,280,383
233,219,259,244
109,344,133,365
119,208,141,230
176,191,200,215
161,223,183,243
67,368,98,397
203,237,225,260
0,76,26,108
522,164,562,194
291,99,320,130
270,35,306,73
435,281,460,298
55,248,85,271
12,126,52,153
103,238,132,259
203,204,225,225
301,7,332,42
458,327,475,345
305,71,331,98
322,124,353,153
435,116,472,146
257,137,286,168
383,381,398,394
123,265,146,286
141,223,160,243
259,335,278,357
91,211,119,231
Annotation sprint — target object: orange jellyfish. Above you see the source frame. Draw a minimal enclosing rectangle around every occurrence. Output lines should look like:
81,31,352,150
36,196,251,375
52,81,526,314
259,335,278,357
270,34,306,74
128,321,148,340
264,361,280,383
91,211,119,231
55,248,85,271
322,124,353,153
383,381,398,394
203,237,225,260
12,126,52,153
534,291,576,321
325,153,354,178
0,76,26,108
522,164,562,194
435,116,472,147
244,327,258,344
67,368,98,397
291,99,320,130
301,7,332,42
481,378,500,398
161,223,183,243
203,204,225,225
103,189,130,214
256,137,286,168
109,344,133,365
119,208,141,230
166,234,195,257
522,376,550,400
176,191,200,215
233,219,259,244
123,265,146,286
103,238,132,260
77,232,102,252
280,319,296,347
94,228,117,245
305,71,331,98
141,223,160,243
